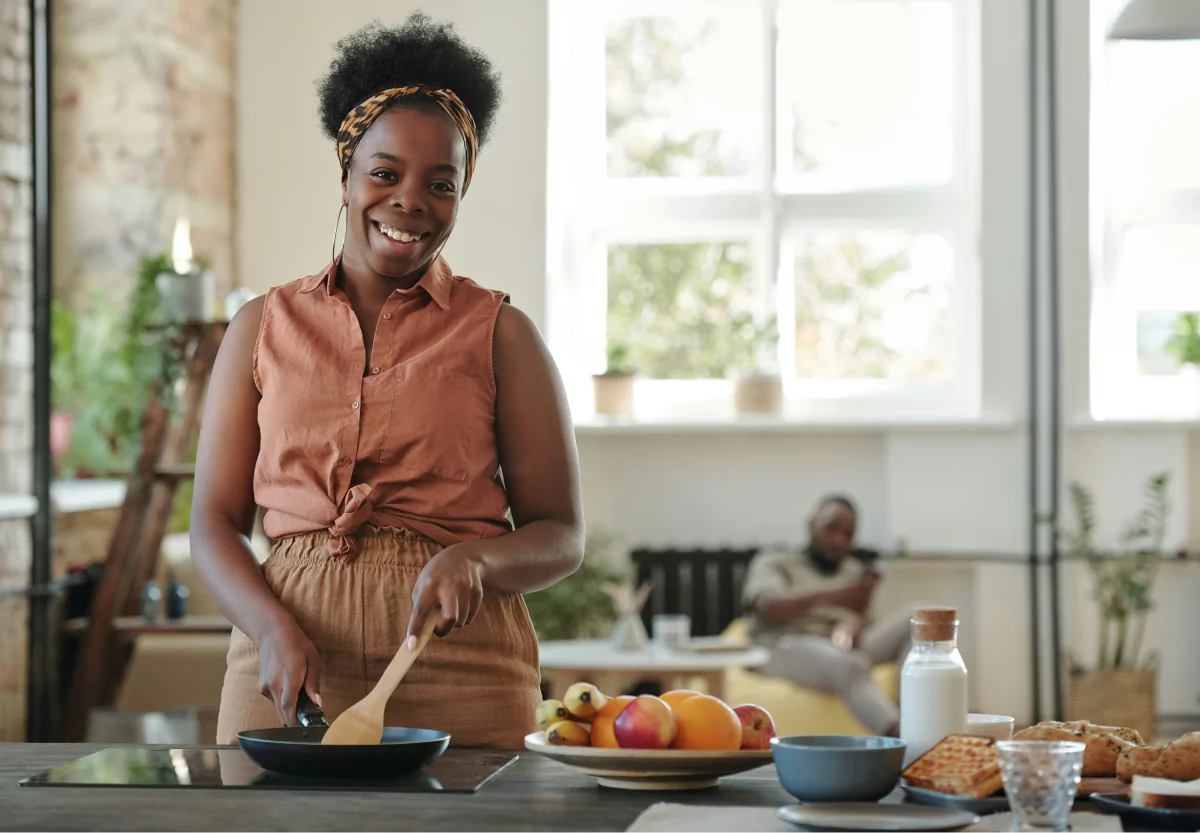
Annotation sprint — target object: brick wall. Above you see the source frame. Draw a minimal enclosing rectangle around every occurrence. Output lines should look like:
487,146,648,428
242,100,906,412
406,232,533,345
0,0,33,743
52,0,237,305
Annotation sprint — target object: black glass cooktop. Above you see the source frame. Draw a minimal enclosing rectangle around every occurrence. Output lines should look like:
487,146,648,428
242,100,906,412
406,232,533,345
19,747,517,793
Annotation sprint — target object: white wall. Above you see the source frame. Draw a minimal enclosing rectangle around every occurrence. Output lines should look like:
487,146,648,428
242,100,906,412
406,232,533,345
237,0,1200,729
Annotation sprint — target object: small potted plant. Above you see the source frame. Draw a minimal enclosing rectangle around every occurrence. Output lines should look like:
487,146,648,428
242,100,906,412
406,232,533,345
523,530,625,641
730,315,782,416
1046,472,1170,740
1166,312,1200,394
593,339,637,417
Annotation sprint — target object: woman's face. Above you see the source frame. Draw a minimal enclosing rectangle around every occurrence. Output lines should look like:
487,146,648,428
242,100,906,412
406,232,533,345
341,105,466,279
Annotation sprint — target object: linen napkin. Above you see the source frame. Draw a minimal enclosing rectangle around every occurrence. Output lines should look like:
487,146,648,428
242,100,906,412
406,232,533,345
625,803,790,833
969,811,1118,830
624,802,1124,832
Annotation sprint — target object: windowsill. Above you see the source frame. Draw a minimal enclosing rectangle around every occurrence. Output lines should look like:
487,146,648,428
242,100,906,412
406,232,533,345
0,480,127,521
0,494,37,521
52,479,127,513
573,413,1020,435
1070,416,1200,431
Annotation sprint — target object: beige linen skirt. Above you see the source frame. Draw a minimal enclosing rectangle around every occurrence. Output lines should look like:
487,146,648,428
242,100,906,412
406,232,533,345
216,526,540,747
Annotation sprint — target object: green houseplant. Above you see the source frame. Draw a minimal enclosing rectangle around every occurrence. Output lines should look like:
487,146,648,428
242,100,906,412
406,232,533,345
1047,472,1169,738
52,253,195,531
592,338,638,417
730,315,781,415
523,530,625,641
51,293,146,478
1165,312,1200,369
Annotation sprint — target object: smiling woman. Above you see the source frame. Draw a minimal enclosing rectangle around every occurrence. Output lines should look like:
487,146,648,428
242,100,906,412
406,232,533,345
188,13,584,750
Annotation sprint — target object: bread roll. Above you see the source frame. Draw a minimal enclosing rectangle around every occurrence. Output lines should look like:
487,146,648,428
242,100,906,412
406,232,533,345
1059,720,1144,746
1012,721,1134,777
1118,732,1200,783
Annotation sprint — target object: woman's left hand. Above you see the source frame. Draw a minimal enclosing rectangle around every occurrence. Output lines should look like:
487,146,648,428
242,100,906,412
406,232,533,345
406,545,485,645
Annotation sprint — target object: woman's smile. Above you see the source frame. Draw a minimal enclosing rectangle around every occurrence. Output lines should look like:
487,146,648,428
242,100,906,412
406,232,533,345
372,220,427,248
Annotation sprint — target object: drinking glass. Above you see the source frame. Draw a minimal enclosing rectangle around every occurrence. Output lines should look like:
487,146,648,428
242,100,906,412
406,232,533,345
652,614,690,651
995,740,1085,832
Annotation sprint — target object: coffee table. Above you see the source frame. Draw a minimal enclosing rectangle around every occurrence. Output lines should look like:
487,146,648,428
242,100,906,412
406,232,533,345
538,638,770,701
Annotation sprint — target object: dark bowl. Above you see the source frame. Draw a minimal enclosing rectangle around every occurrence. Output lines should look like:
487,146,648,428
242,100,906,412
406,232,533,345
236,726,450,779
771,734,906,803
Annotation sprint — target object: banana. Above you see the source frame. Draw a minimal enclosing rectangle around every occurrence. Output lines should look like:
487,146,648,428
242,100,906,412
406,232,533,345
534,699,569,731
545,720,590,746
563,682,608,718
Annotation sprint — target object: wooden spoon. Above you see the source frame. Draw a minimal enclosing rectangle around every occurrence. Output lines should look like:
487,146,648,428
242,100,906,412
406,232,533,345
321,617,438,746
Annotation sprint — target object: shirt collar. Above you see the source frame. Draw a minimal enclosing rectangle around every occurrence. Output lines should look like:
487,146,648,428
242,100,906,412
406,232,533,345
298,256,453,310
298,259,338,296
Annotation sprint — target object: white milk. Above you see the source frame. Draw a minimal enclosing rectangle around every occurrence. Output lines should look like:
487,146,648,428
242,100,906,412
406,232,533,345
900,663,969,767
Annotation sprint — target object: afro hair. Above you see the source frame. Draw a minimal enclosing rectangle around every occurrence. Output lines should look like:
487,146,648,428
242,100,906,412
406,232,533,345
317,13,502,147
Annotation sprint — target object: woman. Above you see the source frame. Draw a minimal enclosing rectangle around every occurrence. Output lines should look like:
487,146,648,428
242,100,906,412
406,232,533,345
191,14,584,748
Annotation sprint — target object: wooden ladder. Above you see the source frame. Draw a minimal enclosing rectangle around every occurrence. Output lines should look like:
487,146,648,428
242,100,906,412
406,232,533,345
60,321,227,742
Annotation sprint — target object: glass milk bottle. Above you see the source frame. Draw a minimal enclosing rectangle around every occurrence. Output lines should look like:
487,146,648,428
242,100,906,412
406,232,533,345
900,606,968,768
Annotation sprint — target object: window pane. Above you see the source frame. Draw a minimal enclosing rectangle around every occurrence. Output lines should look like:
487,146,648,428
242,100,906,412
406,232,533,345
1105,42,1200,194
777,0,954,190
606,14,760,178
607,242,758,379
792,231,953,382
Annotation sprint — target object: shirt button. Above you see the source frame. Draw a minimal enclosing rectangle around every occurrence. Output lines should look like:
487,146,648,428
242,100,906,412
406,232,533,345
339,457,352,466
351,401,360,410
382,312,392,320
371,367,380,375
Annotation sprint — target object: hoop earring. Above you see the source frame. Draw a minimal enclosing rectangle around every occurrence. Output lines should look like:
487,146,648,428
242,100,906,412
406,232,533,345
331,203,347,263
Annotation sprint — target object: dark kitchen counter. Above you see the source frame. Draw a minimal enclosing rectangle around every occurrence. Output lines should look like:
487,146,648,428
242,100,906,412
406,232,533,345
0,743,791,831
2,744,1152,832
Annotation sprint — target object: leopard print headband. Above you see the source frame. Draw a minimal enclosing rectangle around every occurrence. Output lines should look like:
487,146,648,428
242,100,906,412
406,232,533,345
336,85,478,193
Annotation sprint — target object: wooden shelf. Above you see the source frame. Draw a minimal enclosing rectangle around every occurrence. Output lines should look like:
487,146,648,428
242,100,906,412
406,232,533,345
61,322,228,742
153,465,196,480
63,615,232,637
96,465,195,481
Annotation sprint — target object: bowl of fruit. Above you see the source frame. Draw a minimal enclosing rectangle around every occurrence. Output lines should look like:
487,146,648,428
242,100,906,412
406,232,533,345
523,682,776,790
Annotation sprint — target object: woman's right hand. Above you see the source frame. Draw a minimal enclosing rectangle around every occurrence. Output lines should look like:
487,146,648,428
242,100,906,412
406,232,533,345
257,620,322,726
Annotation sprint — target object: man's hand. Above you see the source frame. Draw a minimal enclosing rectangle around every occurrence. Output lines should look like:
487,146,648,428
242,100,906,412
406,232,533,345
819,571,880,614
831,619,866,651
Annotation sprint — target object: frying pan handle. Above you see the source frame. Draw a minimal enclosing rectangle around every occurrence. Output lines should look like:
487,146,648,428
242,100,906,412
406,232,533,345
295,691,328,728
260,689,329,727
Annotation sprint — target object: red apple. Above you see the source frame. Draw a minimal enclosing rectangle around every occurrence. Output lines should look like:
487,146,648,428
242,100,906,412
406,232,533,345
612,695,676,749
733,704,776,750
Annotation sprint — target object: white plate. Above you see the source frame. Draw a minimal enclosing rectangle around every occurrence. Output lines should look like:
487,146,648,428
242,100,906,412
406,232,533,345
778,803,980,832
523,732,772,790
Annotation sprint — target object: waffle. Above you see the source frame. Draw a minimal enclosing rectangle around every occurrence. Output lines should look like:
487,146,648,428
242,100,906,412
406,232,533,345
902,734,1003,799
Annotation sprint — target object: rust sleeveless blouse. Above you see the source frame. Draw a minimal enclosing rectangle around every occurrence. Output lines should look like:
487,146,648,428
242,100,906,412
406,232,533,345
252,255,512,556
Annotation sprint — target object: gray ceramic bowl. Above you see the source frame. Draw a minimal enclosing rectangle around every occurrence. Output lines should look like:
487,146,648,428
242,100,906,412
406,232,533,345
770,735,906,803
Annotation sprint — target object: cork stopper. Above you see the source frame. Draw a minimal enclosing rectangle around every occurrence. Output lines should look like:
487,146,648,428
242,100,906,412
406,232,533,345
912,606,958,642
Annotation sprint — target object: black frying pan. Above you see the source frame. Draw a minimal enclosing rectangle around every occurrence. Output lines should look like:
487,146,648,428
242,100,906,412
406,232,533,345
236,693,450,779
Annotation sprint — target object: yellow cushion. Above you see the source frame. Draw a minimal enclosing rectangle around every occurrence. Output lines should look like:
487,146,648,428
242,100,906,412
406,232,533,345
722,618,898,737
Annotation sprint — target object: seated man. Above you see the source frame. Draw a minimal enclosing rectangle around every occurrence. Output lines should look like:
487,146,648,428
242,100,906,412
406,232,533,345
742,494,910,737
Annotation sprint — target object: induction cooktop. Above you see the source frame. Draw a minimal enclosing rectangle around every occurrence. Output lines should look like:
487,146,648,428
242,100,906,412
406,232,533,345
19,747,518,793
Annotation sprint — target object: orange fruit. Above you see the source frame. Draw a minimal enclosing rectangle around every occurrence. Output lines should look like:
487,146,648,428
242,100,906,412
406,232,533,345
590,695,635,748
659,689,704,710
670,693,743,751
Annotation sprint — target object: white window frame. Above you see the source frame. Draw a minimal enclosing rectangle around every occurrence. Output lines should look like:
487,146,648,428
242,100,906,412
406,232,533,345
547,0,982,423
1088,0,1200,421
